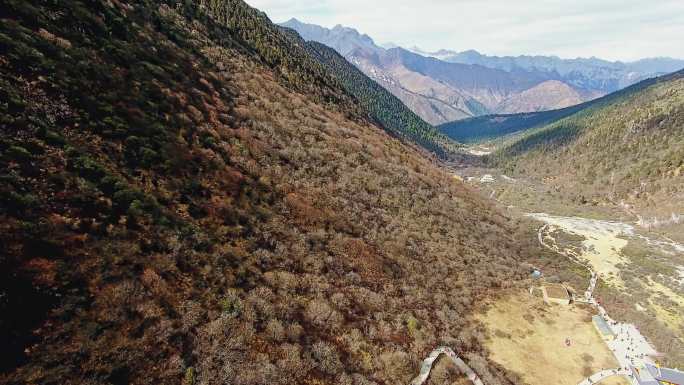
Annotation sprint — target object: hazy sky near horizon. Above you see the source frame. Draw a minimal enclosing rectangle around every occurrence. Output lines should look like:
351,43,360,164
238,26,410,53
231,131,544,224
244,0,684,61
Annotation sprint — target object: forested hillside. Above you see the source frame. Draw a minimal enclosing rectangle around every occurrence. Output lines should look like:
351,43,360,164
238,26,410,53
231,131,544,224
302,39,462,158
492,70,684,213
0,1,545,384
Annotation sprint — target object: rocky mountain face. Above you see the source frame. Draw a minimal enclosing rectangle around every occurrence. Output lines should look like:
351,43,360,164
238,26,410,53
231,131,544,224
281,18,377,57
281,20,684,125
495,80,589,114
280,20,603,124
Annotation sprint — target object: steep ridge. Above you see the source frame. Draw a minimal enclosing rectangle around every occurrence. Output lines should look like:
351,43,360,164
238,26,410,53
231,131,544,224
349,49,478,124
0,1,542,384
386,48,548,103
281,18,377,57
299,39,462,158
491,70,684,214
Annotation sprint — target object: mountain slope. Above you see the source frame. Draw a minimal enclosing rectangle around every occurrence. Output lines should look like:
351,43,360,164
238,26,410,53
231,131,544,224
280,20,602,125
281,19,485,124
299,39,462,157
495,80,586,114
0,1,543,384
349,49,479,124
492,70,684,213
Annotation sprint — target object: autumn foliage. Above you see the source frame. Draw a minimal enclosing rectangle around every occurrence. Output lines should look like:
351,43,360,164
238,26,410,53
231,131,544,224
1,1,545,384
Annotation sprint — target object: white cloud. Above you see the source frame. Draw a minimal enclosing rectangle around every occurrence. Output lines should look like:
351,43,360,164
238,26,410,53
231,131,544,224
245,0,684,61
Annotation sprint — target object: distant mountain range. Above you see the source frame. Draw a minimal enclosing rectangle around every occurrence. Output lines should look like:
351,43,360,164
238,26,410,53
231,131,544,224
410,47,684,92
281,18,684,125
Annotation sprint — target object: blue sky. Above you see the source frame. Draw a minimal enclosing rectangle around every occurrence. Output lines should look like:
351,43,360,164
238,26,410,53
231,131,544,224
244,0,684,61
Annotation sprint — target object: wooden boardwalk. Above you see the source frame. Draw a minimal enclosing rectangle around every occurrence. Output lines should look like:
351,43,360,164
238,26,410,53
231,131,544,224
576,368,631,385
410,347,484,385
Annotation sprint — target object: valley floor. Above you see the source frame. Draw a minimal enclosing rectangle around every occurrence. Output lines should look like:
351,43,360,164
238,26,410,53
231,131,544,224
478,292,629,385
450,164,684,374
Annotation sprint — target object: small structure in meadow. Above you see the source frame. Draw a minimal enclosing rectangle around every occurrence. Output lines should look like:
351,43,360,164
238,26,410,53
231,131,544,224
541,283,571,305
479,174,495,183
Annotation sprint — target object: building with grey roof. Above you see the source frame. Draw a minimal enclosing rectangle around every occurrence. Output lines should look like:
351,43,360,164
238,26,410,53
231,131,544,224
592,315,615,341
630,363,684,385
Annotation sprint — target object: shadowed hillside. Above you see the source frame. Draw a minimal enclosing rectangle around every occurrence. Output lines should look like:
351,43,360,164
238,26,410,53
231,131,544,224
438,105,589,144
0,1,548,384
